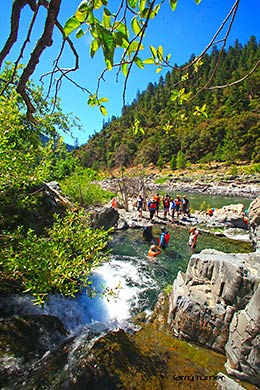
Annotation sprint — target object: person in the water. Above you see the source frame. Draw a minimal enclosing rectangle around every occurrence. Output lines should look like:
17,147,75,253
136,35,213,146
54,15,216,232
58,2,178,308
143,222,155,244
147,244,162,258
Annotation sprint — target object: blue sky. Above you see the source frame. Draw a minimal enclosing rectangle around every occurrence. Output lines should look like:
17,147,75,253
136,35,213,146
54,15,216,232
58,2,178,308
1,1,260,146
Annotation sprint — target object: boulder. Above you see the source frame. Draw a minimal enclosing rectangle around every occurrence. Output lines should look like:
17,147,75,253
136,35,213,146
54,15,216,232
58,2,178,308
248,196,260,250
225,282,260,386
0,315,67,388
168,249,260,385
88,206,119,230
9,329,162,390
216,373,247,389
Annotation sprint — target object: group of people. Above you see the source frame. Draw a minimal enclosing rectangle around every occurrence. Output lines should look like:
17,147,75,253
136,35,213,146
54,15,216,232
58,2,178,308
143,225,171,257
136,193,190,222
143,222,200,258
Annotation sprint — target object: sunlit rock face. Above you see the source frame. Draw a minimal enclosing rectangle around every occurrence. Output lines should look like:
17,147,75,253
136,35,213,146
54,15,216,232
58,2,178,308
168,250,260,386
248,196,260,250
168,196,260,386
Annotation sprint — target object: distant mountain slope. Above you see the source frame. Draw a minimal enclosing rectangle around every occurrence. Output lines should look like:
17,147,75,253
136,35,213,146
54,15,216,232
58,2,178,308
41,135,75,152
76,36,260,170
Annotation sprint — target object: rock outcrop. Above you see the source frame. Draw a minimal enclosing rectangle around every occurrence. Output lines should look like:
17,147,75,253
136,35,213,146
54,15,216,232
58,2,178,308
248,196,260,250
88,206,119,230
0,315,67,389
167,196,260,386
168,250,260,386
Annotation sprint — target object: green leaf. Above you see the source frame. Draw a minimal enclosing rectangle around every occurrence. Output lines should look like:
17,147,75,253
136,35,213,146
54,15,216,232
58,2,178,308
156,67,162,74
139,0,146,13
150,45,157,58
104,47,114,70
90,39,100,57
134,57,144,69
181,72,189,81
113,31,128,47
75,1,90,23
128,0,138,8
157,45,163,61
165,53,171,62
93,0,103,9
100,105,107,116
78,1,89,12
143,57,155,64
195,0,202,4
122,63,128,77
76,28,85,39
99,26,114,50
131,17,142,35
114,22,130,40
170,89,179,102
87,94,98,107
99,97,109,103
169,0,178,11
102,8,110,28
63,16,81,37
145,4,161,19
127,41,144,53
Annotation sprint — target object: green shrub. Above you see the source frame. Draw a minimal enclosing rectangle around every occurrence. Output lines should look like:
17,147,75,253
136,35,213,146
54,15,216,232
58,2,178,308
0,210,110,304
154,176,168,185
60,167,114,207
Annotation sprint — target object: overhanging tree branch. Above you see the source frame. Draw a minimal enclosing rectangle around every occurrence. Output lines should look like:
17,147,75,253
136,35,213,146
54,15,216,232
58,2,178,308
16,0,62,122
0,0,36,67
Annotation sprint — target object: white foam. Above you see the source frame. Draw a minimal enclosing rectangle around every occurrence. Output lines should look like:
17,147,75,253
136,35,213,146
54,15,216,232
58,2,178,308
41,255,158,333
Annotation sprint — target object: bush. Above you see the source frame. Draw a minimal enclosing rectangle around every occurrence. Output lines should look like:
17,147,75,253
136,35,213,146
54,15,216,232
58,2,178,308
0,210,110,304
60,167,114,207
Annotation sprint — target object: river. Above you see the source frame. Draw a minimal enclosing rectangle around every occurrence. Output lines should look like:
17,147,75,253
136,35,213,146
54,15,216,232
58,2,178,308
9,195,254,335
36,192,253,334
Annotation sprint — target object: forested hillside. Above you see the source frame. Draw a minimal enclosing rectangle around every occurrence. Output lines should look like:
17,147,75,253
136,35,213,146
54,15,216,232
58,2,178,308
77,36,260,170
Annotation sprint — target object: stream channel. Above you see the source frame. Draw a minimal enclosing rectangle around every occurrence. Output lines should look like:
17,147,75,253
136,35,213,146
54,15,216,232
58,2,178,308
15,193,254,336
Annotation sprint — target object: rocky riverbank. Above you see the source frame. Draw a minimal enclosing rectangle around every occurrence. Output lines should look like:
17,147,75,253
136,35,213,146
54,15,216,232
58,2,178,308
99,172,260,199
1,181,259,389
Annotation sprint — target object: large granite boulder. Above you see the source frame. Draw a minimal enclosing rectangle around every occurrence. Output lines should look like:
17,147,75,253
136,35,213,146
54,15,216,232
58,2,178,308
225,281,260,385
248,196,260,250
88,206,119,230
168,249,260,385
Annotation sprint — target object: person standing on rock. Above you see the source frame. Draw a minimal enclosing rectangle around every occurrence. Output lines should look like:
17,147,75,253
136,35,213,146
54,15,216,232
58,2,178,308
182,195,190,217
147,199,157,221
188,226,200,252
153,193,160,217
136,194,144,219
174,195,181,219
162,194,170,220
170,197,177,223
111,197,117,209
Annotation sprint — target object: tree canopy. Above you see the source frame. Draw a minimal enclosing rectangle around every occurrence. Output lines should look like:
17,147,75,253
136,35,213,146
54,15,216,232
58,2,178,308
2,0,258,122
77,36,260,169
0,64,112,304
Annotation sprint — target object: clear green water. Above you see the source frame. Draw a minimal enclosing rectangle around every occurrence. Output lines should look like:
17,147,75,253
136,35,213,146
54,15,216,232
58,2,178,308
179,193,252,212
109,222,254,314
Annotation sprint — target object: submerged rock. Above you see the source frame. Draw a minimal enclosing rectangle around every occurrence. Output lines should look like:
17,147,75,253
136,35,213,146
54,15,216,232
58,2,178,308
10,329,163,390
0,315,67,388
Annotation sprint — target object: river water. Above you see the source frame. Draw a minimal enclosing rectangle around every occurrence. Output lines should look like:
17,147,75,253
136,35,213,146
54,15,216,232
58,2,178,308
10,195,254,335
36,194,253,334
